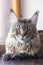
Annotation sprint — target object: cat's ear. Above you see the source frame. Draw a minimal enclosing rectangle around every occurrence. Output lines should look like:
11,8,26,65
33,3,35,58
31,11,39,26
9,9,18,25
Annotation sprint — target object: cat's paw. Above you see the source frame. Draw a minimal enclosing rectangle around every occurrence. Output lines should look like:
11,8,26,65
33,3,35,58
11,53,25,60
13,53,36,60
2,53,11,61
11,53,32,60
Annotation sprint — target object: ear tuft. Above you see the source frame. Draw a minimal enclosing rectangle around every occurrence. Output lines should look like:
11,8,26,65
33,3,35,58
31,10,39,26
9,9,18,25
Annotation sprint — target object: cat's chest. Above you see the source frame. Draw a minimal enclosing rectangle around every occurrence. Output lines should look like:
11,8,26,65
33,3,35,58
15,34,31,44
15,35,26,44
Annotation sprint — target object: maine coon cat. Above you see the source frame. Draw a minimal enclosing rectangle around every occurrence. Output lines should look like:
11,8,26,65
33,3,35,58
3,10,41,60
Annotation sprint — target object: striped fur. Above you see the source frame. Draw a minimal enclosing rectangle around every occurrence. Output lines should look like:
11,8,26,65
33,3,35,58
3,10,41,60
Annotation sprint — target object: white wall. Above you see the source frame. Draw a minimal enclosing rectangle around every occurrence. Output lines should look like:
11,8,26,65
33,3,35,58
21,0,43,30
0,0,43,43
0,0,11,43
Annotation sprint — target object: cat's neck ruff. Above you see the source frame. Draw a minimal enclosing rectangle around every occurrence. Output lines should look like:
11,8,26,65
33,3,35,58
15,35,25,44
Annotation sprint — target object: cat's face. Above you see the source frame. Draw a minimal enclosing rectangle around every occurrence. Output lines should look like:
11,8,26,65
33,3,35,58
10,10,39,42
13,19,34,37
14,19,29,37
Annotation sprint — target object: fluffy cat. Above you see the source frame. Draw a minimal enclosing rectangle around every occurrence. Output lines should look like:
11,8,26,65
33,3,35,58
3,10,41,60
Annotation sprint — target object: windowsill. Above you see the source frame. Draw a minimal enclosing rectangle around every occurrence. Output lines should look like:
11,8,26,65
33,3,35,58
0,37,5,45
0,45,5,55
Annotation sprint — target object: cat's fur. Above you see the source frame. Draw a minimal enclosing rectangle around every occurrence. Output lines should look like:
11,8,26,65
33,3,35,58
3,10,41,60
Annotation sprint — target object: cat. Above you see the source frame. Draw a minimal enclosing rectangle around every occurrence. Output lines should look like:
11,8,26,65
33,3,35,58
3,10,42,61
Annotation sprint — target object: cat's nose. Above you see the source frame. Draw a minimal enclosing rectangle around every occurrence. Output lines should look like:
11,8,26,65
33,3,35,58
20,31,26,37
21,32,25,37
20,29,27,37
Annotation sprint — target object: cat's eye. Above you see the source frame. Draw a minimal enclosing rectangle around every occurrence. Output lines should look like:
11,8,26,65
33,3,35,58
13,28,17,32
19,25,20,27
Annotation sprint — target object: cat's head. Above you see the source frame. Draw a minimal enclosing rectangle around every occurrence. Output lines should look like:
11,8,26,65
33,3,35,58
10,10,39,38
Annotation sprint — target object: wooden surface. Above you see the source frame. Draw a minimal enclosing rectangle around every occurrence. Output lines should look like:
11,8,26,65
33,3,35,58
0,45,5,55
0,57,43,65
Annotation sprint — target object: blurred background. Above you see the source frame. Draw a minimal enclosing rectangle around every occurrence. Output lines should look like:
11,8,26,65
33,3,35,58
0,0,43,43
